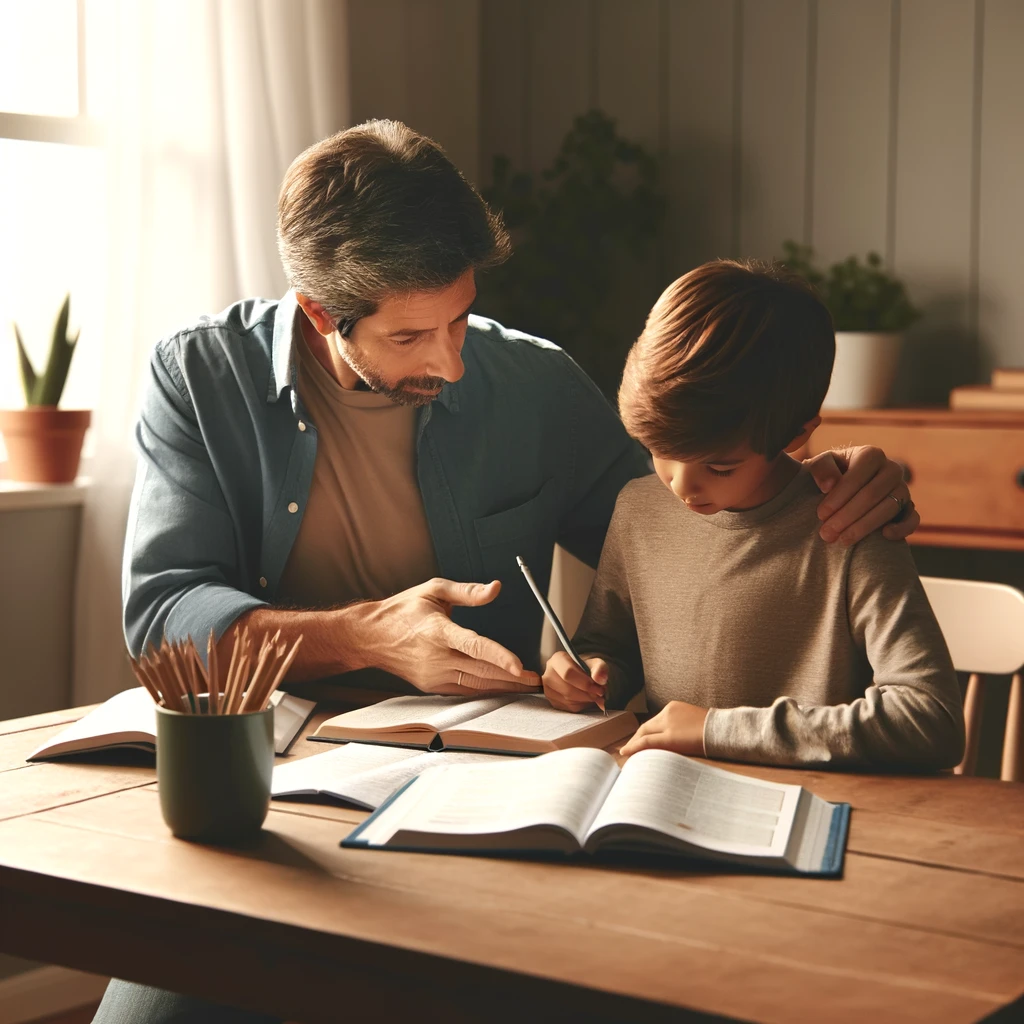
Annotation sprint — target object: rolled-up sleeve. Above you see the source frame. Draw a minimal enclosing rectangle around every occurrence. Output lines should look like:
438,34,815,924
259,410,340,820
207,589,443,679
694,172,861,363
122,339,266,657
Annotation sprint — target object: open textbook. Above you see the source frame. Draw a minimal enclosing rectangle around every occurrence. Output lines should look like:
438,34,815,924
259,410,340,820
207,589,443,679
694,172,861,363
27,687,316,761
311,694,638,754
343,747,850,876
272,743,516,810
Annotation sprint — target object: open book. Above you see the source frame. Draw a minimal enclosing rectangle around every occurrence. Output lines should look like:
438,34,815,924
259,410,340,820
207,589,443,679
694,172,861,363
311,694,638,755
27,687,316,761
272,743,515,810
343,747,850,876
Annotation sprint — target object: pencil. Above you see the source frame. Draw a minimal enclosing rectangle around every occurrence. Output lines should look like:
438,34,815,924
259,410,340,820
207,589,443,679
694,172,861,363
257,635,303,711
240,638,274,713
207,629,220,714
191,640,211,713
129,656,162,705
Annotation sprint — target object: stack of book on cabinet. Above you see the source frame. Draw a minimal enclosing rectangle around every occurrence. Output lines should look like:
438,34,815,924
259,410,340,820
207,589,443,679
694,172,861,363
949,368,1024,411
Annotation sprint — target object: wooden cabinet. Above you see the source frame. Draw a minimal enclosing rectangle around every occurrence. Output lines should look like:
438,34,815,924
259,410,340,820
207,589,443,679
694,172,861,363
806,409,1024,551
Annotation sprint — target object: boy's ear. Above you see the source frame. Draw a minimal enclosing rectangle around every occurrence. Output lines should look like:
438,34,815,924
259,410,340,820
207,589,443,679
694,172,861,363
783,415,822,454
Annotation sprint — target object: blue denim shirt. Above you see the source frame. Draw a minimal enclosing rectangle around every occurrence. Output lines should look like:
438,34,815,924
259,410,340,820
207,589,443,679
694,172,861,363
122,291,651,671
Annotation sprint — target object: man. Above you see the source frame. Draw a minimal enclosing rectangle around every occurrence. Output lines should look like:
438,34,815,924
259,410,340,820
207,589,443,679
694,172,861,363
99,119,916,1022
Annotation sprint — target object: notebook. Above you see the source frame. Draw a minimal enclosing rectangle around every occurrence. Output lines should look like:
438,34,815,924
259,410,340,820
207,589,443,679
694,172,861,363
310,694,638,755
343,746,850,876
272,742,516,810
27,687,316,760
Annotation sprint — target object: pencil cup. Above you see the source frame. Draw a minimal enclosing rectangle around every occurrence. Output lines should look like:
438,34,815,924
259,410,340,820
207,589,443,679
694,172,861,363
156,697,273,844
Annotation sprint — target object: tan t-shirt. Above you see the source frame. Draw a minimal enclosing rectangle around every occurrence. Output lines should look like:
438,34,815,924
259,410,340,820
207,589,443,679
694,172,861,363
277,334,439,608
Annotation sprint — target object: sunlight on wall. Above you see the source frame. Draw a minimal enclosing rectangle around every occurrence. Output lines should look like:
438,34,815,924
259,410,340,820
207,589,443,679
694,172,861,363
0,139,108,414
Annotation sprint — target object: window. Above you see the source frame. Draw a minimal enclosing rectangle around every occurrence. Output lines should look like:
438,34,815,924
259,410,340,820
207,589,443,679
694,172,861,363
0,0,112,434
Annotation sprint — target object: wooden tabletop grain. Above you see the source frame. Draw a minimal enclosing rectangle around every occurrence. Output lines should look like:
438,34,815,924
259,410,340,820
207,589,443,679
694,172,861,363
1,701,1022,1024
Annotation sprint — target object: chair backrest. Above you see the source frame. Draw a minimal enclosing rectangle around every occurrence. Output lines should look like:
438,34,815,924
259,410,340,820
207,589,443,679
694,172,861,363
921,576,1024,675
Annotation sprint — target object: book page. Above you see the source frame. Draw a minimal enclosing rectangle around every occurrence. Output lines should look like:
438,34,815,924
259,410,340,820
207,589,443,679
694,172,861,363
270,693,316,754
31,689,313,761
587,749,800,857
446,694,624,741
29,688,156,759
356,747,620,847
272,743,515,809
319,695,515,736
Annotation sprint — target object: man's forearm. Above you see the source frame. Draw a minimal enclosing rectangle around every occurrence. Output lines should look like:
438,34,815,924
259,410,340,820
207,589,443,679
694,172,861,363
214,603,373,682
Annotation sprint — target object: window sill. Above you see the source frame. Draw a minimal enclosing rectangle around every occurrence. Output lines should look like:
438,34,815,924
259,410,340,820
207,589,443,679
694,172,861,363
0,478,91,511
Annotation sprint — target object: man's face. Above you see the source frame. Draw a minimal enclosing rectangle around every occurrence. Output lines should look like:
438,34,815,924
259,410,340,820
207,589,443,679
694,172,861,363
651,444,784,515
337,269,476,407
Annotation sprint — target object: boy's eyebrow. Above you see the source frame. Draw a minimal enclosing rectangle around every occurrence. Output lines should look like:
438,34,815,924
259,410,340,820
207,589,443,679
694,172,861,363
700,457,744,465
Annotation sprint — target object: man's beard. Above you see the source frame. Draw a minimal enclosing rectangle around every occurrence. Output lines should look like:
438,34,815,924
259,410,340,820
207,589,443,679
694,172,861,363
341,347,447,408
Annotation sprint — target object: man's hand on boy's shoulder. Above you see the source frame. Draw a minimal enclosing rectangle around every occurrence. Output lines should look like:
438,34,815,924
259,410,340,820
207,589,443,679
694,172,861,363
619,700,709,758
804,444,919,546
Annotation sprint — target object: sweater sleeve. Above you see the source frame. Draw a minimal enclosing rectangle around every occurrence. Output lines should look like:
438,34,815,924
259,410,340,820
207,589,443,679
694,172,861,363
570,492,645,711
703,535,965,770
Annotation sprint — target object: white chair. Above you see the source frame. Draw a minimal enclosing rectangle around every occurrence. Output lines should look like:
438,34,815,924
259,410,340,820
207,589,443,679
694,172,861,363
922,576,1024,782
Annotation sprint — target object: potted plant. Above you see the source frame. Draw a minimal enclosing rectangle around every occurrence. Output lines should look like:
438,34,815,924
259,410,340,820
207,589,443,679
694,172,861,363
477,110,667,399
0,294,90,483
782,241,919,409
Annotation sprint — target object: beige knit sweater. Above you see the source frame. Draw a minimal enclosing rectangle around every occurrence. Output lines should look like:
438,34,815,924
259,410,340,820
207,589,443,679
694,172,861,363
574,468,965,770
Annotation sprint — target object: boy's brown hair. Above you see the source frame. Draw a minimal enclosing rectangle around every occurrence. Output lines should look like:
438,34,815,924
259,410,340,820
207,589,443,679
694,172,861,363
619,259,835,461
277,120,510,331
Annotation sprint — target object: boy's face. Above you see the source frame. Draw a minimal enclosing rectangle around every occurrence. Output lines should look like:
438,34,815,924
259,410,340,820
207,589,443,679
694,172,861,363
652,446,784,515
651,417,820,515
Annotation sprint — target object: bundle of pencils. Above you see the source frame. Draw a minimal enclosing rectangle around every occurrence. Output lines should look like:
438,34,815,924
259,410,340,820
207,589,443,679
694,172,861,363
129,628,303,715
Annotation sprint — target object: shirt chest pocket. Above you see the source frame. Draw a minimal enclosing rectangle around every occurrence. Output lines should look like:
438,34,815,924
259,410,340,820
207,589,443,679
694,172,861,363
473,478,559,580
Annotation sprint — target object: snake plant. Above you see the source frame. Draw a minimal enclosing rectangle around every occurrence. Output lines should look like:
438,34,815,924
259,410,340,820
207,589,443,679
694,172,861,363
13,294,79,406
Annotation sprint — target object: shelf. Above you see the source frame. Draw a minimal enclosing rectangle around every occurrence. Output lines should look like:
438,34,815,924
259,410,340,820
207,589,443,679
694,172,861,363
0,478,91,512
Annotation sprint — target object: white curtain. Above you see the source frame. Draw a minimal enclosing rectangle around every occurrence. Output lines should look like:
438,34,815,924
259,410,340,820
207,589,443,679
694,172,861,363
73,0,350,705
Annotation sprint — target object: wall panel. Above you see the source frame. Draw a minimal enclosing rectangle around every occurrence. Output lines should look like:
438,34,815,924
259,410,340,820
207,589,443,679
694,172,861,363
595,0,661,149
892,0,979,401
665,0,740,274
480,0,529,184
738,0,811,261
526,0,592,172
979,0,1024,371
811,0,892,265
348,0,480,182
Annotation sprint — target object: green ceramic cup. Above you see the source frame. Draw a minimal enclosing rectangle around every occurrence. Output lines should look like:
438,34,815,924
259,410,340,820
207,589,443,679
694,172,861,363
156,698,273,844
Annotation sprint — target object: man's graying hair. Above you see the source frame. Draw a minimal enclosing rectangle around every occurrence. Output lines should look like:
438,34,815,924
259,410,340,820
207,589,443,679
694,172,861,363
277,120,511,329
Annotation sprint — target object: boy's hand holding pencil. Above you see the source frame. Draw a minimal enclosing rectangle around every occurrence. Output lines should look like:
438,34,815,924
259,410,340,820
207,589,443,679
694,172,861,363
129,628,303,715
542,652,609,713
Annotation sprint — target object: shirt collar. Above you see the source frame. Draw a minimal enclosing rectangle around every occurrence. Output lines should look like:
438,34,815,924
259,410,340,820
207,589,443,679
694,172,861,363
269,288,461,414
269,290,300,401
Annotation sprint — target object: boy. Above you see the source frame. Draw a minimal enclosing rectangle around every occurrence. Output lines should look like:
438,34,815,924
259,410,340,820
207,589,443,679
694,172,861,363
543,260,965,769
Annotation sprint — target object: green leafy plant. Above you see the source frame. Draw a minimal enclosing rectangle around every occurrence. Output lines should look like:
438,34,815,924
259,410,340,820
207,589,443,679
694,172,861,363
781,241,919,332
477,110,667,397
12,294,79,406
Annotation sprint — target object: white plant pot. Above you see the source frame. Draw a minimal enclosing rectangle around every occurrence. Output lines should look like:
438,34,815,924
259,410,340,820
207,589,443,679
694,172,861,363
822,331,903,410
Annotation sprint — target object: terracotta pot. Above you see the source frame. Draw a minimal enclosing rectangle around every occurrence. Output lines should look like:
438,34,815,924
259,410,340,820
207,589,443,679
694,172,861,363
0,407,91,484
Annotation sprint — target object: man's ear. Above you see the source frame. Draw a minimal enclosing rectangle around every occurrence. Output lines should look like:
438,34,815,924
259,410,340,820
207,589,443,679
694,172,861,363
295,293,336,338
783,414,822,453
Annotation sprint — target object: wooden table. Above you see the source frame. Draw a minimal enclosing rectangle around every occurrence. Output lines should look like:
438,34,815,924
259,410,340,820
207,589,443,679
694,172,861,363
2,703,1023,1024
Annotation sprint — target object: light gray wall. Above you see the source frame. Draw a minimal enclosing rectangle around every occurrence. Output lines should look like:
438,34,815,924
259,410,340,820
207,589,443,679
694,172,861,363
480,0,1024,401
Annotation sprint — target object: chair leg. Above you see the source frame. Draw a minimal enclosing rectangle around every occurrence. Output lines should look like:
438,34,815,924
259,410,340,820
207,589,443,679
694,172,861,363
955,673,984,776
1001,673,1023,783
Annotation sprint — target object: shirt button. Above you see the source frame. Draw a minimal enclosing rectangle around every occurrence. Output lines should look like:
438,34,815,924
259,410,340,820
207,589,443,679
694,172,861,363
259,577,267,588
297,420,306,432
288,501,298,513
